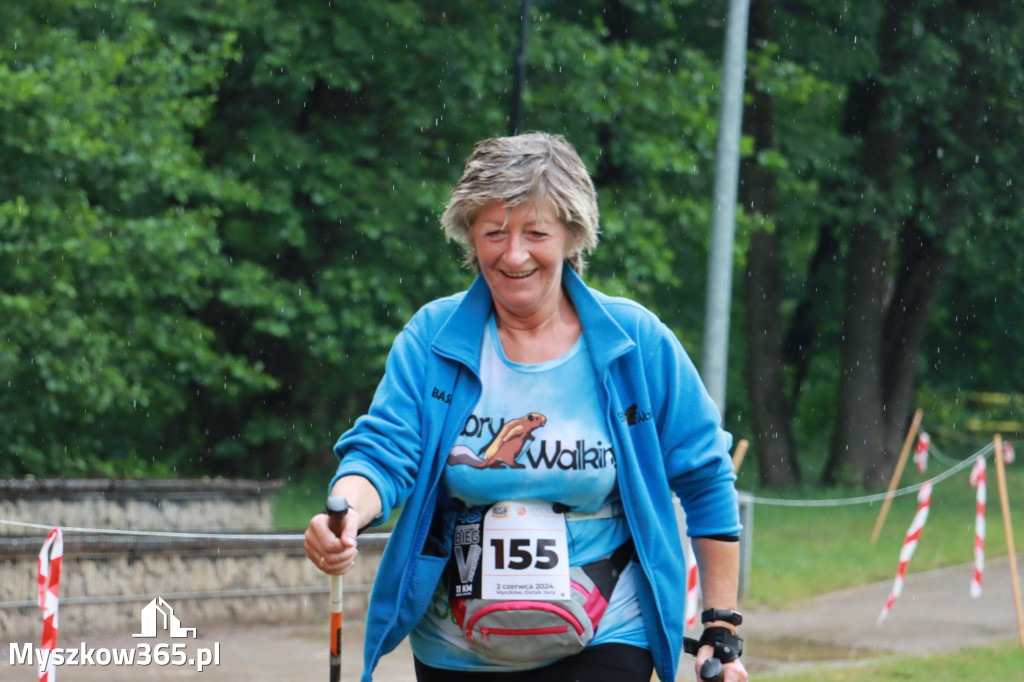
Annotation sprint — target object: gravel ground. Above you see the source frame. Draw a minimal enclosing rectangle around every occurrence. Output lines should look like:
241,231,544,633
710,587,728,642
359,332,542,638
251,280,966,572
4,559,1021,680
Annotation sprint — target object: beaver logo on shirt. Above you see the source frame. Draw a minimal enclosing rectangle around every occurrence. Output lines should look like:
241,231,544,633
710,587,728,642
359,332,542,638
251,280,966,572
446,412,547,469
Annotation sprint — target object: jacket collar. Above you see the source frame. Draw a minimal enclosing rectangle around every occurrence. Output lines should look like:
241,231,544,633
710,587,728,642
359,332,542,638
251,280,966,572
432,265,635,373
562,267,635,370
432,273,494,372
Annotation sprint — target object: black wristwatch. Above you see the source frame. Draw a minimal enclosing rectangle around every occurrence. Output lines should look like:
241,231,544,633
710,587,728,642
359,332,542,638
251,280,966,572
701,608,743,627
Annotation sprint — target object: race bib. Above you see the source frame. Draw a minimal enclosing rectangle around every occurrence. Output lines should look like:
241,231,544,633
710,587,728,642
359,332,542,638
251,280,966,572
480,500,570,600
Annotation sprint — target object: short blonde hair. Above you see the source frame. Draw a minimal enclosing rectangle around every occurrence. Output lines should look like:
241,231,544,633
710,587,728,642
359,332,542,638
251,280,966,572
440,132,600,274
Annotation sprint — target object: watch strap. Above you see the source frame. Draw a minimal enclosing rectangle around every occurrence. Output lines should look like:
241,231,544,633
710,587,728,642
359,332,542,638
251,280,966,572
701,608,743,626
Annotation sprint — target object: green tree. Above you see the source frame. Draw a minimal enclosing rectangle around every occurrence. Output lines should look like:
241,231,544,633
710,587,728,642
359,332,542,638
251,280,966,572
8,0,1017,484
740,0,1024,487
155,0,726,478
0,2,267,475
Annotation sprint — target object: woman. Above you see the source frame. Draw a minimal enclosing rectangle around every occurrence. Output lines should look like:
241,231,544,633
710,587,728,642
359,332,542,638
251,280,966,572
305,132,748,682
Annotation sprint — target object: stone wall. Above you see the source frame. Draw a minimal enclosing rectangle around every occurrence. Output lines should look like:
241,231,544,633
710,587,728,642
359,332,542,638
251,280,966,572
0,479,282,535
0,479,386,643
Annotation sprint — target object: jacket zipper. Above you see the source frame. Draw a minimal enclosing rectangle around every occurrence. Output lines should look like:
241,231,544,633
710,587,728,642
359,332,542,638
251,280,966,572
372,351,480,679
479,625,570,643
600,368,674,681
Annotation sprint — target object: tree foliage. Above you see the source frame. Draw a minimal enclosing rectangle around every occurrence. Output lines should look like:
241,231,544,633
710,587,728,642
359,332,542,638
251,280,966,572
1,0,1020,483
1,0,723,477
0,2,265,476
741,0,1024,487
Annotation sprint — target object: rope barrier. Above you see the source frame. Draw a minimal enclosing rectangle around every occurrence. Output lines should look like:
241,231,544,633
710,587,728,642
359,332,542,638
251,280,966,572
969,457,987,598
0,442,997,536
927,443,965,467
37,527,62,682
747,442,994,507
0,519,391,548
0,438,1003,535
0,519,305,540
877,480,933,624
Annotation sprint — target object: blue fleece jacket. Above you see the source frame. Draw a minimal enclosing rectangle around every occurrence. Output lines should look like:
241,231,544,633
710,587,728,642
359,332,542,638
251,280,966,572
331,267,740,682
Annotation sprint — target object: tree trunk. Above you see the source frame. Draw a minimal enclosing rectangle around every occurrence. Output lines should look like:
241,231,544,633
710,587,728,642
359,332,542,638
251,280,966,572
823,0,917,487
746,231,800,486
878,226,955,469
741,0,800,487
823,222,893,487
782,224,839,404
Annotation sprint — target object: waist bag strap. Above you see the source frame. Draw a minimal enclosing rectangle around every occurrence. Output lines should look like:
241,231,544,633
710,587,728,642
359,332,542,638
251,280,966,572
563,501,623,522
580,539,636,600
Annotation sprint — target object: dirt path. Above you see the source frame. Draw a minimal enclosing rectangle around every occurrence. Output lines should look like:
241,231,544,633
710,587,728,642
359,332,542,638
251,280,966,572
4,559,1020,680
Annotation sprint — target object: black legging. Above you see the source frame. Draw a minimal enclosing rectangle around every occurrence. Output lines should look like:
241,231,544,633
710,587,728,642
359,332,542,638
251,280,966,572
413,643,654,682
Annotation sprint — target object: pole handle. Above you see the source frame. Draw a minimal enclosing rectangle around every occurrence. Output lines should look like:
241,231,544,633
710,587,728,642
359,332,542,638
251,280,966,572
700,657,724,682
326,495,349,536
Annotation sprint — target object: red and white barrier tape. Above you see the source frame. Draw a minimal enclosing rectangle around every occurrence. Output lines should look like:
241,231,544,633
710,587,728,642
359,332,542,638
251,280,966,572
969,457,986,598
37,527,63,681
914,432,930,474
684,538,699,629
877,480,932,625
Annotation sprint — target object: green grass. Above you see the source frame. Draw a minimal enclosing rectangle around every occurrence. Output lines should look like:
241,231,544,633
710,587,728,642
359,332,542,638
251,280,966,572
272,468,400,531
272,469,335,531
745,460,1024,608
758,640,1024,681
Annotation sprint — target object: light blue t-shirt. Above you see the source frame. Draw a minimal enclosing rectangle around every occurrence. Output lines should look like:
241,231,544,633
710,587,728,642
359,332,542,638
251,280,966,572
409,316,648,670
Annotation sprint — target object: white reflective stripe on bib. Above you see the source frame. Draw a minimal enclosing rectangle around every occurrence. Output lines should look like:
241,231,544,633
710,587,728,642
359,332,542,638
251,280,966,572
481,500,571,600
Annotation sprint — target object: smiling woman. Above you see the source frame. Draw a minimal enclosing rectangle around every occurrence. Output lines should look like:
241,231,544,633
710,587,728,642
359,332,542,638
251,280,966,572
439,133,600,276
469,201,581,363
304,132,746,682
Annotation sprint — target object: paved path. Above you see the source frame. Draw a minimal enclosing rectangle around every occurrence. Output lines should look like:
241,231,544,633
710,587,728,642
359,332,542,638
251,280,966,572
4,560,1021,680
740,557,1022,675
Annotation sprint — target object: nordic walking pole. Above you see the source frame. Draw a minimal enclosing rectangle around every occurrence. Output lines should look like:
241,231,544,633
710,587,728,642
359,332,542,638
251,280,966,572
871,408,924,544
325,495,349,682
993,435,1024,649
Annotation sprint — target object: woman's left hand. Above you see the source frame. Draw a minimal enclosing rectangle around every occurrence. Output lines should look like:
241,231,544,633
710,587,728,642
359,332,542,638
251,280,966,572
694,645,748,682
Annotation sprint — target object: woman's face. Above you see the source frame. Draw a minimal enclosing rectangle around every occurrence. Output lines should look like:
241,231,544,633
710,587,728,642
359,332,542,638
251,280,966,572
469,200,577,322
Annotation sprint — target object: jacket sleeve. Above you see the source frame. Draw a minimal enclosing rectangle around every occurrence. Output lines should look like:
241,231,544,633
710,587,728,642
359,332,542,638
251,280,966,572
329,315,431,523
644,316,740,537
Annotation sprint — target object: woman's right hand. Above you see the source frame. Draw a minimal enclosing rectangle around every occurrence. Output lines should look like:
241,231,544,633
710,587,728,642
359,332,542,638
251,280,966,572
304,507,362,575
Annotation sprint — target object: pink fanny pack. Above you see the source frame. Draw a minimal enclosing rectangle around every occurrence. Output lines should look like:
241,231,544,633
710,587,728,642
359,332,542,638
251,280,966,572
447,541,634,663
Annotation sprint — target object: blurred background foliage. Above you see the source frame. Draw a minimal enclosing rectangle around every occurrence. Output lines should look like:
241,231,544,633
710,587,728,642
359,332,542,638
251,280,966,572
1,0,1021,486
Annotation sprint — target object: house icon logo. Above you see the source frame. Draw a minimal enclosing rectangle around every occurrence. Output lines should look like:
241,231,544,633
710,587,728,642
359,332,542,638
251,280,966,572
132,597,197,638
